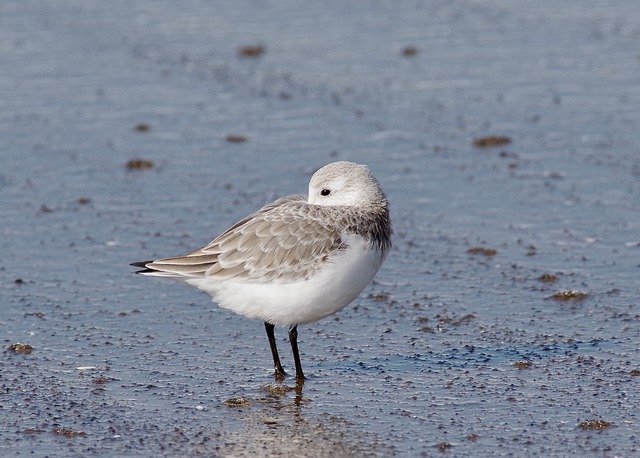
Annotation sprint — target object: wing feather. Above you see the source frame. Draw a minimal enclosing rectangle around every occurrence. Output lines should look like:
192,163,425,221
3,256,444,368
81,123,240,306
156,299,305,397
138,195,345,283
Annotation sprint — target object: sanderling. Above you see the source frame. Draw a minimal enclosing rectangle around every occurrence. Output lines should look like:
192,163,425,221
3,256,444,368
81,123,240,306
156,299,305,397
131,161,391,380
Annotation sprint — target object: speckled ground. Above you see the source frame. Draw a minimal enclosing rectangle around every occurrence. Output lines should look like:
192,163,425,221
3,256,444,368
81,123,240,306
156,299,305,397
1,1,639,456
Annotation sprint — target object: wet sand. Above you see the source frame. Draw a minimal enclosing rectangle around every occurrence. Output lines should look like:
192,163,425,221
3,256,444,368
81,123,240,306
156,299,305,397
2,1,639,456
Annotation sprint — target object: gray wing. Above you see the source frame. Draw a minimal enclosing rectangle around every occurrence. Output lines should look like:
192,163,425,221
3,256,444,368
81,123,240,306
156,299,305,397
139,195,344,283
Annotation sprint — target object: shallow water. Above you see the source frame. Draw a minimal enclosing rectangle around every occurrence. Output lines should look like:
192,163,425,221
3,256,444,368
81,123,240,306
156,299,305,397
2,1,640,456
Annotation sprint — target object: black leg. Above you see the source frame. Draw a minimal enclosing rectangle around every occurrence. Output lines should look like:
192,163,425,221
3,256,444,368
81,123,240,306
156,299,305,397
265,322,286,378
289,325,305,380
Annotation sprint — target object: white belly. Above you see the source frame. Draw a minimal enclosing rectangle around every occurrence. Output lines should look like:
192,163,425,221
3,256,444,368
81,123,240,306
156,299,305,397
186,234,385,326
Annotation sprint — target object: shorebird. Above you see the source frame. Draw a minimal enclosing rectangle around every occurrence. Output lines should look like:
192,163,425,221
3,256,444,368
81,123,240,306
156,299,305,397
131,161,391,380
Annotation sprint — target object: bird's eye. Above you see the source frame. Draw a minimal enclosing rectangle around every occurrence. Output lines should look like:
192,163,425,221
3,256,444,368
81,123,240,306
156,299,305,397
320,189,331,196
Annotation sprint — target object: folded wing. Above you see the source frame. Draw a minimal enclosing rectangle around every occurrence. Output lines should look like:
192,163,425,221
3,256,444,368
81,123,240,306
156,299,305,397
133,195,344,283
